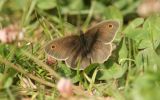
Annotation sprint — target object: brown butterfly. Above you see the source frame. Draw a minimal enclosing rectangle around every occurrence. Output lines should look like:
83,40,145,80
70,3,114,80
45,20,119,70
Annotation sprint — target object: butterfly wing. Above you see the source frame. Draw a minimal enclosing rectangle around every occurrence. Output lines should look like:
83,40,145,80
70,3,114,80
65,48,91,70
45,20,119,70
65,41,112,70
84,20,119,43
81,20,119,67
45,35,79,60
90,41,112,63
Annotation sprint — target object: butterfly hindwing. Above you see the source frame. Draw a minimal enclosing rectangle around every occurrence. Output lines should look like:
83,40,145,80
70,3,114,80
65,48,91,70
65,41,112,70
90,41,112,63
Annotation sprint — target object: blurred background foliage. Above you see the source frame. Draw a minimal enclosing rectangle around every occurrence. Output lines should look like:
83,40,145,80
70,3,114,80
0,0,160,100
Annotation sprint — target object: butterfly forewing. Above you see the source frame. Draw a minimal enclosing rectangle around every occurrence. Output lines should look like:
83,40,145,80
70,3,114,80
45,35,79,60
84,20,119,43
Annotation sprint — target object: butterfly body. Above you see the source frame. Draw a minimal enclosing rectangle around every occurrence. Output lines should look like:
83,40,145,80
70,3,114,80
45,20,119,70
79,30,98,58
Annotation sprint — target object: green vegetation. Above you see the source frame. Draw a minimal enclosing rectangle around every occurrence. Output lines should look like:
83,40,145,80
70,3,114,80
0,0,160,100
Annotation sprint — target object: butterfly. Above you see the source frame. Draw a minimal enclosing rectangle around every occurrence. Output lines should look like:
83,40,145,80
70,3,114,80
45,20,119,70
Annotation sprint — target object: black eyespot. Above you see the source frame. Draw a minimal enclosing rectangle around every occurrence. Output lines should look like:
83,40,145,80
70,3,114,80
108,24,113,28
51,45,55,49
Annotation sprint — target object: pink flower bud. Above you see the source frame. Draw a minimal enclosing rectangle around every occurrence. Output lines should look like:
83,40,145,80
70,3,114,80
0,30,8,43
57,78,73,97
0,23,24,43
137,0,160,17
